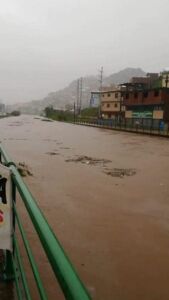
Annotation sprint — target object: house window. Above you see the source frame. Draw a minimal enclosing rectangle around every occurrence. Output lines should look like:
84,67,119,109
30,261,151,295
114,103,118,107
115,93,118,98
154,90,159,97
143,91,148,98
107,93,111,97
134,92,138,98
107,103,110,108
155,106,162,110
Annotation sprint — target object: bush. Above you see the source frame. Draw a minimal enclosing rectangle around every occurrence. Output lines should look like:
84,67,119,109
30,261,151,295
44,106,74,122
11,110,21,116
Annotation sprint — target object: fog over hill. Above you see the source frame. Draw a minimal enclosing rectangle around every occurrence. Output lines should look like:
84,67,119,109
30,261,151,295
7,68,146,114
104,68,146,85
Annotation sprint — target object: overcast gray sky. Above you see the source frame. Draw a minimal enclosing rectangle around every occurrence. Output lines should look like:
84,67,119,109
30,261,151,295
0,0,169,103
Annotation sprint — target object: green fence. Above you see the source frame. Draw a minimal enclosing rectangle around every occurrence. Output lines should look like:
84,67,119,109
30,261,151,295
0,144,91,300
74,117,169,137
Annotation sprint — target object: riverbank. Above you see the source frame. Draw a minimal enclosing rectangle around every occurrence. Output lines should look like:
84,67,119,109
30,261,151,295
44,110,169,138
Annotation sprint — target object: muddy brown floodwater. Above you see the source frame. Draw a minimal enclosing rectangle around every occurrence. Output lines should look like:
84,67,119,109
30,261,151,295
1,115,169,300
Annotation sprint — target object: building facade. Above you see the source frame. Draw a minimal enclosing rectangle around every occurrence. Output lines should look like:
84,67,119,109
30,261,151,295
161,72,169,88
90,71,169,124
101,89,125,119
123,88,169,122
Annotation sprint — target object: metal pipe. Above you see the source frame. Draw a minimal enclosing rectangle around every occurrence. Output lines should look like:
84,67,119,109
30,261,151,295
14,236,32,300
12,258,23,300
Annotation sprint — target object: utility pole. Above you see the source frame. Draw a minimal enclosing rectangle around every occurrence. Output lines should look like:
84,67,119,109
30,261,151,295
77,79,80,115
74,102,76,123
77,78,83,115
79,77,83,115
98,67,103,118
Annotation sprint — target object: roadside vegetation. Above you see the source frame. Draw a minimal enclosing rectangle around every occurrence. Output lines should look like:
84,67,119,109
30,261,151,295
80,107,98,118
44,106,74,122
10,110,21,116
44,106,98,122
0,110,21,119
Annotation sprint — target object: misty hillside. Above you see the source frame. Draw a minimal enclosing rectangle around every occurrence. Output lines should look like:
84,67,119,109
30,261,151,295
7,68,146,114
104,68,145,85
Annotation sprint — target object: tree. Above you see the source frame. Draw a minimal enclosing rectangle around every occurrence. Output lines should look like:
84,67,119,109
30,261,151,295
44,106,54,117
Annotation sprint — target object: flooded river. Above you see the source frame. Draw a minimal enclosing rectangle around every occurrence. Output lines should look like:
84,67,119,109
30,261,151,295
1,115,169,300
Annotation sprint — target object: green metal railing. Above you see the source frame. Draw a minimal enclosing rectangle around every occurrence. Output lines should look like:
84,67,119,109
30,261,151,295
0,144,91,300
74,117,169,138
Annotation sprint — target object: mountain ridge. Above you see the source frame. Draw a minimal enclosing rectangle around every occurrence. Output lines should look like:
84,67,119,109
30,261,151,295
7,67,146,114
